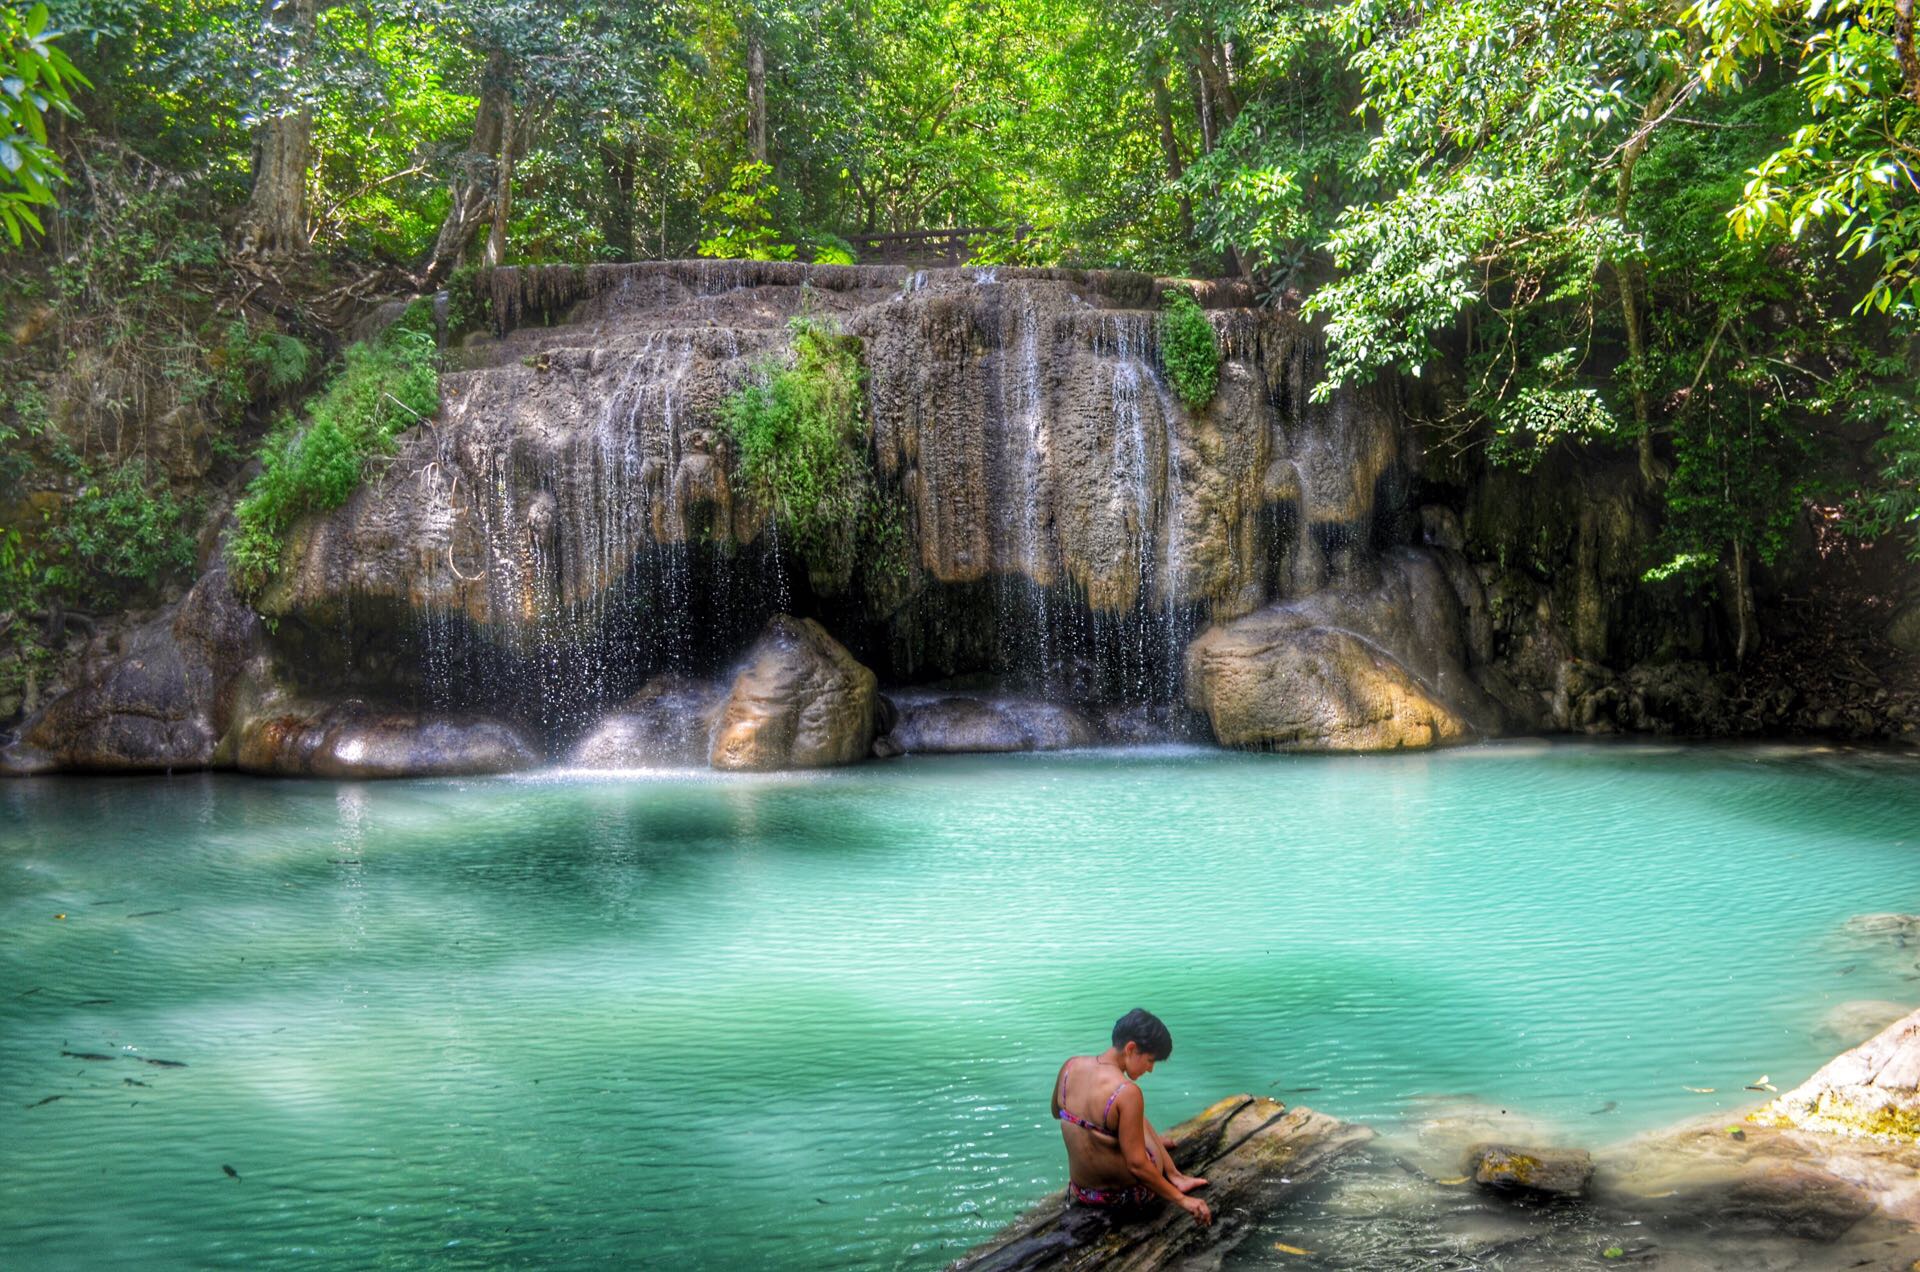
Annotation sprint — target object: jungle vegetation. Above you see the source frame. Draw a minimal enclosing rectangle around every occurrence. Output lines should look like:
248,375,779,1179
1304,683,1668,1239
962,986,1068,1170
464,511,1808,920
0,0,1916,696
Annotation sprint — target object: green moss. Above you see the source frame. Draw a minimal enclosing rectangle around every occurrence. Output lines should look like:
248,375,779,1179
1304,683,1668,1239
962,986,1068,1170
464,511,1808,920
225,300,439,598
719,315,879,594
1814,1092,1920,1142
1158,288,1220,411
446,265,490,339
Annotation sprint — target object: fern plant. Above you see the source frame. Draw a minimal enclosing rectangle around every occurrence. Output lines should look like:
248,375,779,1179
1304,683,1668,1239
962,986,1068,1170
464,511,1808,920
1159,289,1219,411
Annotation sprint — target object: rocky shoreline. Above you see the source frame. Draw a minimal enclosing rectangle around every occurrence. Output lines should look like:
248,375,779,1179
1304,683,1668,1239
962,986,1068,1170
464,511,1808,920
950,1006,1920,1270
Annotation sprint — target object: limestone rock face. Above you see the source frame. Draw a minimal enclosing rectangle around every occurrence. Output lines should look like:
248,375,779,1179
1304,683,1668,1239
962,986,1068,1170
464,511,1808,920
1182,548,1498,751
259,263,1407,708
886,695,1096,753
234,700,536,779
1886,602,1920,656
1754,1007,1920,1141
709,616,879,770
567,675,717,768
5,569,258,773
1469,1144,1593,1197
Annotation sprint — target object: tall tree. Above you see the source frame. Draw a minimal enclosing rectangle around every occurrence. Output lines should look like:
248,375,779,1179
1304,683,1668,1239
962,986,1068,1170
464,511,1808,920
234,0,320,256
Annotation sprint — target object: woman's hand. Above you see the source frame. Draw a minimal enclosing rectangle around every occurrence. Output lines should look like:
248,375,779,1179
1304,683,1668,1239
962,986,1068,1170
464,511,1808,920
1180,1194,1213,1226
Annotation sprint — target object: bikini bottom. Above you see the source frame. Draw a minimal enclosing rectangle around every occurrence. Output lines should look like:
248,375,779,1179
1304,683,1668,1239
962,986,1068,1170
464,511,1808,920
1068,1181,1155,1209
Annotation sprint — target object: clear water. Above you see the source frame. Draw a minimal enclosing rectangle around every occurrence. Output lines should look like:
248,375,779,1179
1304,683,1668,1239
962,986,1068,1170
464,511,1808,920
3,742,1919,1270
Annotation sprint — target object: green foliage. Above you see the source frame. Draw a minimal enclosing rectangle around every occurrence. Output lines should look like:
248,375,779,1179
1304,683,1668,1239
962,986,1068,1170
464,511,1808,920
45,460,196,606
1852,409,1920,559
1487,386,1621,473
719,314,871,592
446,264,490,336
698,161,795,261
46,163,224,358
0,3,87,246
226,302,439,596
0,380,49,497
213,316,312,411
0,525,54,702
1158,289,1219,411
1689,0,1920,320
803,231,858,266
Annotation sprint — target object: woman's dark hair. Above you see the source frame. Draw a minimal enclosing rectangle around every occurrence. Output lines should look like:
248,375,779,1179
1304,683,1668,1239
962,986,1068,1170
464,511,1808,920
1112,1008,1173,1059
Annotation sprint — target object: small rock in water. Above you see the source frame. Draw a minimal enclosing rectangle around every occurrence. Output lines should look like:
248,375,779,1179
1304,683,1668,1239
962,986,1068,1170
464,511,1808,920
1469,1144,1594,1198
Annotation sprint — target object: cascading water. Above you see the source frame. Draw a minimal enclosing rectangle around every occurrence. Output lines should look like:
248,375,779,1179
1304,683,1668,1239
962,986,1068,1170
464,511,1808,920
995,286,1057,692
409,317,789,743
282,261,1409,747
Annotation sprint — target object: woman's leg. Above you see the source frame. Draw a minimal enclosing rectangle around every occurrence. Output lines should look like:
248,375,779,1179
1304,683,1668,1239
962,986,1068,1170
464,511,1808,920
1144,1116,1206,1192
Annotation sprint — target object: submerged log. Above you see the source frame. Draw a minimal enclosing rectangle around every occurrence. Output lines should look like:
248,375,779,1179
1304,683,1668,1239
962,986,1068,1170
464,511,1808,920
949,1097,1372,1272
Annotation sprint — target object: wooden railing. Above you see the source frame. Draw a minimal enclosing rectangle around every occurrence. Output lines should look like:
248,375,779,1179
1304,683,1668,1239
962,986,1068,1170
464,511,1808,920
844,226,1027,267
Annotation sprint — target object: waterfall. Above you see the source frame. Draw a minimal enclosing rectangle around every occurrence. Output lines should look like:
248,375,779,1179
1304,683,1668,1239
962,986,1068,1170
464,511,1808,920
283,263,1409,745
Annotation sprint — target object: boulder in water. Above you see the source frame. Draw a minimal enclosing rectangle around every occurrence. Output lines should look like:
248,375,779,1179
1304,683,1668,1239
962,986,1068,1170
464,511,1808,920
1600,1008,1920,1238
1468,1144,1593,1197
1601,1122,1890,1241
235,701,537,778
886,695,1096,754
567,675,718,768
1183,548,1498,751
5,569,258,773
709,615,880,770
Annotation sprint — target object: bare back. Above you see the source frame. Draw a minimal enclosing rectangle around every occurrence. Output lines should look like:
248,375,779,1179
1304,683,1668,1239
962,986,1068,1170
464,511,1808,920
1052,1055,1137,1188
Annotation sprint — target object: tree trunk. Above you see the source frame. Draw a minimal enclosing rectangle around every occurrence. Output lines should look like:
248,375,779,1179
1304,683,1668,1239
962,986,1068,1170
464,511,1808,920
1898,0,1920,109
234,0,317,257
748,27,768,165
600,140,638,261
485,93,515,267
1150,73,1193,242
1616,259,1659,483
1192,30,1240,129
949,1098,1372,1272
1732,536,1754,663
1190,71,1217,154
1187,69,1240,277
420,50,511,289
1615,72,1688,487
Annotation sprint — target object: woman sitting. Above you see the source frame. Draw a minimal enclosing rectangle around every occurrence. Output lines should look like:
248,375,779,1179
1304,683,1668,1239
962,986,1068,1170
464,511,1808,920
1049,1008,1212,1227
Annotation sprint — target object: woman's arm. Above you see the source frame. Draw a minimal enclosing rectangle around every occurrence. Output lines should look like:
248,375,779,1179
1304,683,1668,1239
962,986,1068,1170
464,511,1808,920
1112,1086,1212,1225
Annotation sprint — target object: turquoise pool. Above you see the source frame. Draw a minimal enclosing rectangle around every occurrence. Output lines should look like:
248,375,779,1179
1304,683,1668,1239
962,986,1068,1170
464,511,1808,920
3,742,1917,1268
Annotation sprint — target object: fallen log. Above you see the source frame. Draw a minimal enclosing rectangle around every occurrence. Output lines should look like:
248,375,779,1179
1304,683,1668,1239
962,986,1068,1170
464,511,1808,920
949,1096,1373,1272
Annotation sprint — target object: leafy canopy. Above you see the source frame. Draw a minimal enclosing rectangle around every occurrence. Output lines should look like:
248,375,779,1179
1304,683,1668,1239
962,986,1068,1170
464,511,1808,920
0,3,88,245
